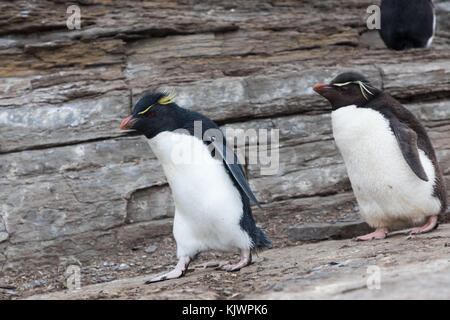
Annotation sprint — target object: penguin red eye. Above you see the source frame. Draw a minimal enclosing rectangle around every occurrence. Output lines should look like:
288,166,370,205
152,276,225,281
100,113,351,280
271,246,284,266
148,112,155,117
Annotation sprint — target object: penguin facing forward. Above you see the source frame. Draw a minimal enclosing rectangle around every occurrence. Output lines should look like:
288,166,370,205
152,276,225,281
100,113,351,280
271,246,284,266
313,72,447,241
120,92,271,283
379,0,436,50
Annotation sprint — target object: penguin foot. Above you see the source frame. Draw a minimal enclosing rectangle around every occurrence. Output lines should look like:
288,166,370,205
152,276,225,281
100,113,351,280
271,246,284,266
145,269,184,284
353,228,388,241
145,256,191,284
218,249,252,272
408,216,439,236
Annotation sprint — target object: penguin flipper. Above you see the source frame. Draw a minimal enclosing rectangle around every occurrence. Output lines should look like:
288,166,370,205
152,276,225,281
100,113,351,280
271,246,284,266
389,116,429,182
204,133,262,208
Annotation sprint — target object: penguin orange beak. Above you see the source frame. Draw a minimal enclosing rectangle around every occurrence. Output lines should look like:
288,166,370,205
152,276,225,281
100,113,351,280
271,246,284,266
313,83,331,95
120,115,137,130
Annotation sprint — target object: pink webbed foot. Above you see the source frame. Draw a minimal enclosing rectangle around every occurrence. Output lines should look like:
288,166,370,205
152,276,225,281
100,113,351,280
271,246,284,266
217,249,252,272
353,227,388,241
145,256,191,284
408,215,439,236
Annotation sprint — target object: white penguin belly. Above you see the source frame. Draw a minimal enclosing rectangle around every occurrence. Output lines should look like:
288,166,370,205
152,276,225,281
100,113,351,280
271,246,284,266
148,131,251,258
331,105,441,228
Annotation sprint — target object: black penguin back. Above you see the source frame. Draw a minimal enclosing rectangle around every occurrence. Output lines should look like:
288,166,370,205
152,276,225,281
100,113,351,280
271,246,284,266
363,92,447,214
380,0,435,50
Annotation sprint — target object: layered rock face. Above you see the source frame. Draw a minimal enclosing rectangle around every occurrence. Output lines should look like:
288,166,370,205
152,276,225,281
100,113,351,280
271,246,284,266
0,0,449,269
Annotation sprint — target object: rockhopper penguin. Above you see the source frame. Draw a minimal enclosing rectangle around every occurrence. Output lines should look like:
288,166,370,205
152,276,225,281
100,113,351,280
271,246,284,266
313,72,447,240
120,92,271,283
379,0,436,50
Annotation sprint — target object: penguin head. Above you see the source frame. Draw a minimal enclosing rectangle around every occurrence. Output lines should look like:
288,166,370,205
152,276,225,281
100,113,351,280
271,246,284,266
313,72,379,110
120,92,180,138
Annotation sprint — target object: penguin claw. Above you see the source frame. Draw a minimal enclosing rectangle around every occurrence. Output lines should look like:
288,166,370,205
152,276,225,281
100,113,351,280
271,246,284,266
144,270,183,284
145,277,165,284
352,236,379,241
408,222,439,236
145,257,190,284
352,229,388,241
217,259,252,272
407,217,439,236
217,264,243,272
223,263,248,272
217,249,252,272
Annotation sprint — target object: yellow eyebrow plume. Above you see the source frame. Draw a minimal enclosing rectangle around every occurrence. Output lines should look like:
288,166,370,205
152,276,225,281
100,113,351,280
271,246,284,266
137,92,176,115
333,81,374,100
333,81,353,87
158,91,176,105
138,103,155,115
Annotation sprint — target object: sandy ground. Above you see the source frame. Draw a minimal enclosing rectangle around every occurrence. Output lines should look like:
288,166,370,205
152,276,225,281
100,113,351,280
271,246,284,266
22,224,450,300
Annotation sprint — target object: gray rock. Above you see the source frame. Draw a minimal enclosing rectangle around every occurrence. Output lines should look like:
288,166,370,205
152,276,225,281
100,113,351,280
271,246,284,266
144,245,158,254
0,232,8,243
205,261,220,268
359,31,385,50
0,91,130,153
118,263,130,271
28,280,41,288
0,0,448,271
0,284,16,290
287,220,373,241
126,187,174,224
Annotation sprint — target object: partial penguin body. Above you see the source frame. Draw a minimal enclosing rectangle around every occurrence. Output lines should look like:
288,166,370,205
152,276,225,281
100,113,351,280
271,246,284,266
380,0,435,50
332,104,441,228
120,92,270,282
313,72,446,238
149,131,253,258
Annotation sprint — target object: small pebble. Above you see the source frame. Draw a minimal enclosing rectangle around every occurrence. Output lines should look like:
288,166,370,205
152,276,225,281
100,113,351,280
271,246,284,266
145,245,158,254
119,263,130,270
205,261,220,268
29,280,41,288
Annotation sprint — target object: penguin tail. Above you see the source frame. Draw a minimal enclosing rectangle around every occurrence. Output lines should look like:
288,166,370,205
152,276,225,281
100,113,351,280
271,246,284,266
251,227,272,251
